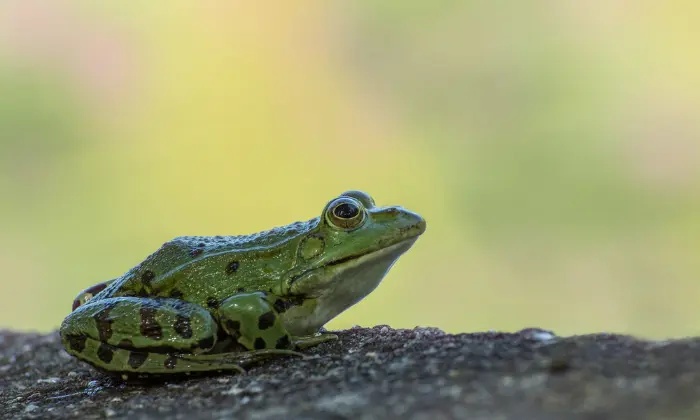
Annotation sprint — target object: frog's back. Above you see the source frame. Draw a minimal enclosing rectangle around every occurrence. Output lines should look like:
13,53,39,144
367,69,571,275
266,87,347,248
182,218,315,249
170,218,319,256
96,218,319,299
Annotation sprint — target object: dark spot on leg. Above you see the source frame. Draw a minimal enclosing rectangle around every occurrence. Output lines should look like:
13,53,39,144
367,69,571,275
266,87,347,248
89,283,108,295
257,311,276,330
189,248,203,257
236,287,245,293
169,289,184,299
118,339,134,349
254,337,266,350
164,355,178,369
74,282,109,310
273,295,305,315
225,320,241,336
93,305,114,342
66,334,87,353
206,298,219,309
173,315,193,339
141,270,155,285
275,335,291,349
273,298,290,313
97,343,114,364
140,306,163,340
127,351,148,369
195,336,215,351
225,261,239,274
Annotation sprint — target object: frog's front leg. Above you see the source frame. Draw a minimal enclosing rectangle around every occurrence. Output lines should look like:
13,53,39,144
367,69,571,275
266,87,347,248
60,297,246,375
218,292,337,351
218,292,294,351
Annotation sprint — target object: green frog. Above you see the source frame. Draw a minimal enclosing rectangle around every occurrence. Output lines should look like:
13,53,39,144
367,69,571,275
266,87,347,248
60,190,426,377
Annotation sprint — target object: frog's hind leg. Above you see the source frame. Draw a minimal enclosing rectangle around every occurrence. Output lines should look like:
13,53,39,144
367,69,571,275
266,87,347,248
217,292,336,353
92,346,305,381
61,297,224,375
69,338,303,378
218,292,297,351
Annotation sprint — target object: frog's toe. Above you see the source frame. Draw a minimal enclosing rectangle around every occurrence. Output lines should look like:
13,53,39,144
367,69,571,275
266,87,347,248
293,332,338,349
244,348,308,359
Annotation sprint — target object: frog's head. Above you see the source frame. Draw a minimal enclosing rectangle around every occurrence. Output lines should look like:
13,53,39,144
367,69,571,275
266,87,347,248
280,190,426,336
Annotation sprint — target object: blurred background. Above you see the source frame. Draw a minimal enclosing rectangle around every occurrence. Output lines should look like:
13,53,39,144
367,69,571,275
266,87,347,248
1,1,699,338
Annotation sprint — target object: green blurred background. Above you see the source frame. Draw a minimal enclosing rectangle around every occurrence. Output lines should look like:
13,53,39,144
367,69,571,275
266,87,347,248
1,1,699,338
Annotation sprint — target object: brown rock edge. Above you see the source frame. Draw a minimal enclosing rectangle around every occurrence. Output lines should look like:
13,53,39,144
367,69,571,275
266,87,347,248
2,326,700,419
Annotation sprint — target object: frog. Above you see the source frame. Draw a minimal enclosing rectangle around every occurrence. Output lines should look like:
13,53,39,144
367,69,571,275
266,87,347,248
60,190,426,378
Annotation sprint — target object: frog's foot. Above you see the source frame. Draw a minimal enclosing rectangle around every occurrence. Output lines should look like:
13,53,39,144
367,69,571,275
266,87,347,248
293,332,338,350
153,348,306,373
192,348,307,365
240,348,307,360
87,338,248,375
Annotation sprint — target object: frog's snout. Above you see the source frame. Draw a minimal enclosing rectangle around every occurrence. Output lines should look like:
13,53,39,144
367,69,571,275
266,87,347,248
406,210,427,236
414,217,427,235
382,206,426,237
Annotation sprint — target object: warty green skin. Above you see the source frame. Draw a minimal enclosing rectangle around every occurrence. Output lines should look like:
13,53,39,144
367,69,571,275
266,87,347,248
60,190,426,378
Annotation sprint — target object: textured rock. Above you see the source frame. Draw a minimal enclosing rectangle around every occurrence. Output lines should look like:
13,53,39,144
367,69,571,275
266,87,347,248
2,326,700,419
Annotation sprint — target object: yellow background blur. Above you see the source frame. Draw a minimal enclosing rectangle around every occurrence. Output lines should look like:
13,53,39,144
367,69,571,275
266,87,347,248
1,1,699,338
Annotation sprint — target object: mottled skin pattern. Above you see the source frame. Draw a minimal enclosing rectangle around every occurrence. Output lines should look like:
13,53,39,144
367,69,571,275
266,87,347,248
60,191,426,378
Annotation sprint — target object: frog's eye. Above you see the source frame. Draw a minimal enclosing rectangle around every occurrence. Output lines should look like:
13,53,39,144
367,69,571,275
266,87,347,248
325,197,366,230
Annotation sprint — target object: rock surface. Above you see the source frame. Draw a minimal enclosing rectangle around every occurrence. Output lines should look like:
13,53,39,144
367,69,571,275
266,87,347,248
2,326,700,419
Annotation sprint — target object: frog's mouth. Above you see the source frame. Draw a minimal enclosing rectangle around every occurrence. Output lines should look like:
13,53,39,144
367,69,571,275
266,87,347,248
282,237,419,336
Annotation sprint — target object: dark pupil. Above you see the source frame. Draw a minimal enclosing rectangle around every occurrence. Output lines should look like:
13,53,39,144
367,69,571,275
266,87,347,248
333,202,359,219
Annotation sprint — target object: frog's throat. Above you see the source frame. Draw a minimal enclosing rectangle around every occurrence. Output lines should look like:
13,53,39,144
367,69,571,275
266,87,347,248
281,237,418,336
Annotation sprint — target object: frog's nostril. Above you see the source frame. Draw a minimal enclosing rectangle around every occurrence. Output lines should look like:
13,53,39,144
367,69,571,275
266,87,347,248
384,206,401,215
